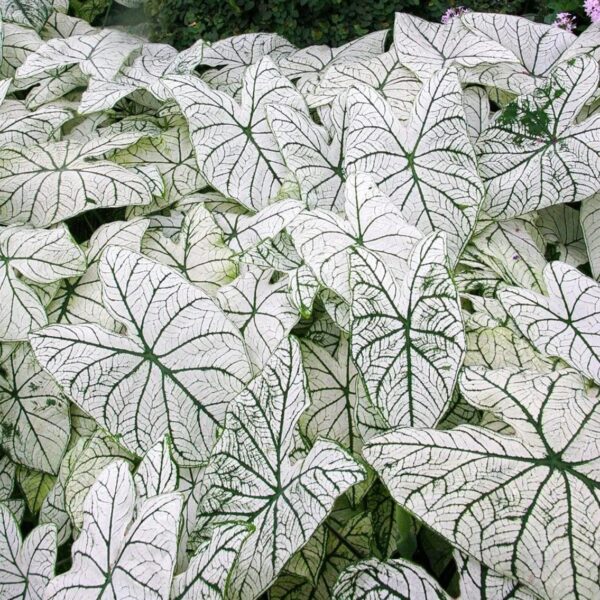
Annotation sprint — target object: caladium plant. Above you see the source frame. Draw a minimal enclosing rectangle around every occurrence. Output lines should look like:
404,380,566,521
0,3,599,600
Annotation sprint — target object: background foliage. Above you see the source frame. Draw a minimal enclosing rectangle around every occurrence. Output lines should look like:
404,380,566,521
74,0,590,49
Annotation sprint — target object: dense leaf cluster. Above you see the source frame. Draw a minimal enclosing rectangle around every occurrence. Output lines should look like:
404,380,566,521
0,1,599,599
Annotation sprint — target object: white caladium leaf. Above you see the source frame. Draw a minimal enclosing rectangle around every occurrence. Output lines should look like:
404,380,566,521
278,30,388,92
31,247,252,465
288,263,320,319
42,11,95,39
63,431,135,531
45,460,182,600
0,0,52,31
393,12,516,80
38,479,70,546
313,49,421,120
271,510,374,599
194,338,365,599
581,193,600,279
0,225,85,341
217,268,299,370
134,437,177,504
214,198,303,254
174,465,204,571
455,553,538,600
47,219,148,330
17,29,143,81
300,336,360,453
163,58,307,211
471,216,548,293
0,344,69,474
113,124,207,208
143,203,237,295
288,173,422,301
350,233,465,428
463,86,490,142
0,141,153,227
0,100,72,146
0,502,56,600
365,367,600,600
0,23,42,86
345,67,483,264
477,56,600,219
171,523,251,600
332,558,450,600
267,104,344,212
537,205,587,268
500,261,600,384
464,317,556,372
24,66,88,109
461,13,576,92
200,33,295,97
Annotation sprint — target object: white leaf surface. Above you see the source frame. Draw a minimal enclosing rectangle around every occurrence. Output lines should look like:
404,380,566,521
313,49,421,120
217,268,299,370
171,523,251,600
500,261,600,384
47,219,148,330
345,67,483,263
163,58,307,211
581,192,600,279
365,367,600,600
194,338,365,599
0,225,85,341
477,56,600,219
0,100,71,146
0,0,52,31
143,204,236,295
134,437,178,505
455,553,537,600
45,460,182,600
288,173,422,301
267,104,344,212
0,502,56,600
0,141,152,227
0,344,69,474
393,13,516,80
350,233,465,428
17,29,143,81
332,558,450,599
31,247,252,465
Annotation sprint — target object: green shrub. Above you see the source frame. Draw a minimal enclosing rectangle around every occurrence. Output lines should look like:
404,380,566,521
144,0,538,49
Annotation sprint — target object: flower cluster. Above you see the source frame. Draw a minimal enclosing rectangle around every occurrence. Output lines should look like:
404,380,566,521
554,12,577,31
585,0,600,22
441,5,471,24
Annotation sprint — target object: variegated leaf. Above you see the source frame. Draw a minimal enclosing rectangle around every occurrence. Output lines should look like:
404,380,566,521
194,338,365,599
500,261,600,384
45,460,182,600
345,67,483,263
365,367,600,600
31,247,252,465
350,233,465,428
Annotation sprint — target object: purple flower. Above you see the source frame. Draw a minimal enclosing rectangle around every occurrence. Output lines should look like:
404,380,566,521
441,6,470,25
554,12,577,32
585,0,600,23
